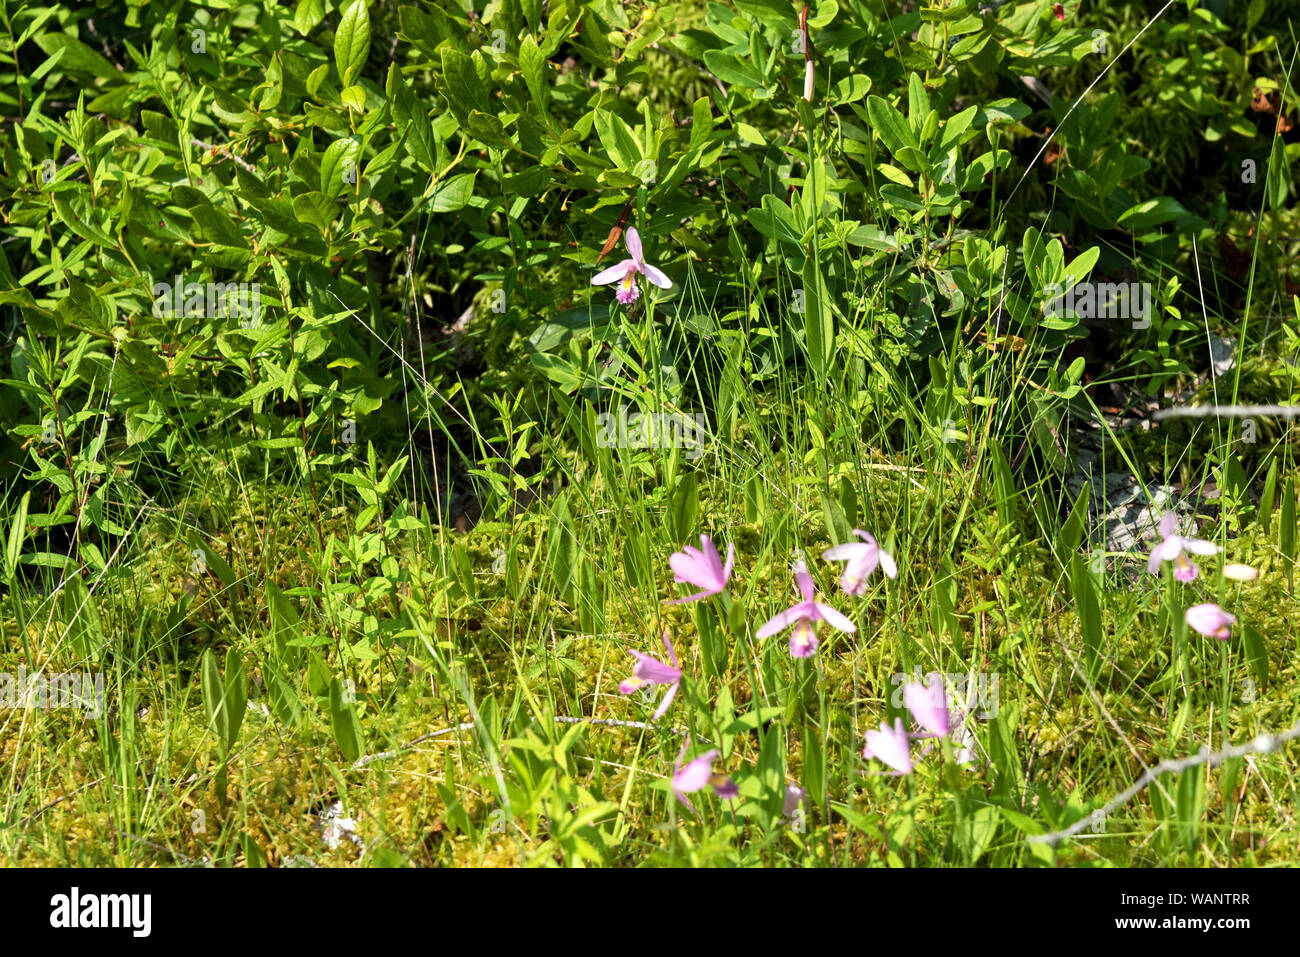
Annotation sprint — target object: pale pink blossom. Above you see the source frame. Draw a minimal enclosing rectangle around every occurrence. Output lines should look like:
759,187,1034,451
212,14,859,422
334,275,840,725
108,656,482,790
590,227,672,304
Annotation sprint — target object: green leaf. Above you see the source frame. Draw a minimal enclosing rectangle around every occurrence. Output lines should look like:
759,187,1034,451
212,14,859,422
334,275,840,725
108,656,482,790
593,108,642,170
292,191,335,234
1070,553,1102,680
430,173,477,213
387,63,435,172
1266,136,1292,211
703,50,764,89
33,32,116,77
321,137,361,199
866,95,923,171
223,647,248,750
670,472,699,542
832,75,871,104
334,0,371,87
1241,623,1268,688
1259,458,1278,531
4,491,29,581
802,253,832,379
294,0,327,35
441,48,487,118
1117,196,1192,231
1280,478,1296,571
519,36,549,108
689,96,714,150
201,649,230,752
329,677,365,763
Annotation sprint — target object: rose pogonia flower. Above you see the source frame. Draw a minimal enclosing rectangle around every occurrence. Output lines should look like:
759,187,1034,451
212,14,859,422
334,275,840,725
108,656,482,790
756,561,856,658
863,717,913,774
590,226,672,305
1148,512,1218,582
783,782,805,818
1185,603,1236,640
1223,563,1259,582
666,535,734,604
618,631,682,720
672,743,737,813
822,529,897,595
903,673,951,738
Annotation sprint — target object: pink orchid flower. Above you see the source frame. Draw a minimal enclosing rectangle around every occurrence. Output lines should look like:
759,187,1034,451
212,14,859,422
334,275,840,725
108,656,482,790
1185,603,1236,640
672,743,738,814
902,673,951,738
590,226,672,304
1148,512,1217,582
666,535,735,604
782,782,805,819
756,561,856,658
618,631,682,720
822,529,897,595
863,717,913,775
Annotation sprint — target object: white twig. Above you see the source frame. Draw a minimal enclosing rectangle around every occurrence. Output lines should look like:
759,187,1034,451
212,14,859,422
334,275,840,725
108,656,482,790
351,722,477,768
1028,717,1300,845
1153,404,1300,421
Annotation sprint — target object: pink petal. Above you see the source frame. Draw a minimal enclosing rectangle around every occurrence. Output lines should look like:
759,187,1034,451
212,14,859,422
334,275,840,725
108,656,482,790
630,650,682,685
783,783,805,817
669,551,707,584
789,620,819,657
813,602,857,633
863,718,913,773
1182,537,1218,556
624,226,643,263
1185,603,1236,639
591,260,635,285
903,674,950,737
794,561,815,602
698,535,724,583
711,776,739,800
756,605,805,639
662,631,678,667
1156,536,1183,563
673,750,718,793
822,542,868,561
641,263,672,288
651,680,680,721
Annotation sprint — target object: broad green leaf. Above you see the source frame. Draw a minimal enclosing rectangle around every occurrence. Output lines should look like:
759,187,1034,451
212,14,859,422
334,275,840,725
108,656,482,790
431,173,477,213
866,95,923,171
334,0,371,87
321,137,362,199
293,191,335,234
294,0,326,35
519,35,548,108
